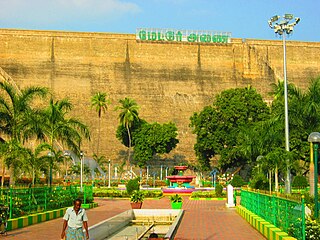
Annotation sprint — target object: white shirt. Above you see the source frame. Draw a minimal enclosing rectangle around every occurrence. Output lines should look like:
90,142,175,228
63,207,88,229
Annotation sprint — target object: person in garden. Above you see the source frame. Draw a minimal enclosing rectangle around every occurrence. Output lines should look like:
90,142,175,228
61,198,89,240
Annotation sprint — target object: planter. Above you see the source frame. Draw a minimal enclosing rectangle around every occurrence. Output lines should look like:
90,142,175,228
171,202,182,209
130,202,143,209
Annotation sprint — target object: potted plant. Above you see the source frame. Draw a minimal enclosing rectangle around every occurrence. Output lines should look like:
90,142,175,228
130,190,145,209
169,194,183,209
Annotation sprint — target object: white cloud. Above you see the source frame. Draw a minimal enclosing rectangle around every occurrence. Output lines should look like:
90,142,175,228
0,0,141,28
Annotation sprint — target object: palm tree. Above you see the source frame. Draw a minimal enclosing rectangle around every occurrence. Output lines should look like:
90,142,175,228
21,143,52,186
90,92,110,155
115,98,139,166
40,98,90,186
0,81,47,185
301,77,320,195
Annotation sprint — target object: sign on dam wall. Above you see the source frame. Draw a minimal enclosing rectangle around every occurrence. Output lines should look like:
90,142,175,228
136,28,231,44
0,28,319,163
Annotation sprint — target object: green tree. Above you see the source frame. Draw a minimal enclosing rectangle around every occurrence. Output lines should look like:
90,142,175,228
40,98,90,186
115,98,140,165
132,122,179,167
0,81,47,185
91,92,110,155
190,87,269,171
269,78,320,193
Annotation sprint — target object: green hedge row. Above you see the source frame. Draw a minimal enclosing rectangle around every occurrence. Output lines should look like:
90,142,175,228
190,190,226,198
93,188,163,198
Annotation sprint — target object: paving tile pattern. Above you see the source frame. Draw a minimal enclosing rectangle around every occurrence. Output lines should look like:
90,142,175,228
3,197,265,240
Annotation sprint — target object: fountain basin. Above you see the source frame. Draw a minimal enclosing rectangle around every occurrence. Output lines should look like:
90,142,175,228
88,209,184,240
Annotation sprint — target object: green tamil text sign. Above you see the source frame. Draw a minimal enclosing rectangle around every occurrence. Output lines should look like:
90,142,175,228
136,28,231,44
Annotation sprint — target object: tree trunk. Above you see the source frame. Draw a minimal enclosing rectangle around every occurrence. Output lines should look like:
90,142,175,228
275,165,279,192
9,166,15,186
32,169,35,186
126,125,131,167
1,159,5,187
269,170,272,194
97,117,101,155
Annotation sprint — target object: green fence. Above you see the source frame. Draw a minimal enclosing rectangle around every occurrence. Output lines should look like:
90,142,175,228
240,189,305,240
0,185,93,219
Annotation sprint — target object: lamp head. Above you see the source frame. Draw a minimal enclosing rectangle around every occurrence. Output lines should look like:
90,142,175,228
308,132,320,143
270,15,280,22
284,14,294,20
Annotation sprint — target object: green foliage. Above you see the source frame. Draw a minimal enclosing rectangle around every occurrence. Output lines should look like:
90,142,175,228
130,190,145,203
230,175,246,187
115,97,140,163
292,175,309,188
249,173,269,190
132,122,179,167
169,194,183,203
191,191,225,198
116,119,146,148
93,188,163,198
305,217,320,240
126,177,140,195
190,87,269,171
215,183,223,197
93,188,130,198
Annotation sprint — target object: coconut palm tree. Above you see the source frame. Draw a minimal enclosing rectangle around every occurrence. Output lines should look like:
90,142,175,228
115,98,139,166
0,81,47,185
40,98,90,186
90,92,110,155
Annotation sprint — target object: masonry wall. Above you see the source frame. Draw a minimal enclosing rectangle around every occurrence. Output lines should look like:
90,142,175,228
0,29,319,164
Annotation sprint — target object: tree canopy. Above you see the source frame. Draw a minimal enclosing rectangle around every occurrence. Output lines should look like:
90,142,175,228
190,87,270,171
132,122,179,167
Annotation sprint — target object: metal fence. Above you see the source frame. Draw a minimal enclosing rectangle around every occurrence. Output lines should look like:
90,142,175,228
240,189,305,240
0,185,93,219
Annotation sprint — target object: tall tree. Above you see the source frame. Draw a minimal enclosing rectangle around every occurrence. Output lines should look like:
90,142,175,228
115,98,139,166
190,87,269,171
0,81,47,185
40,98,90,186
90,92,110,155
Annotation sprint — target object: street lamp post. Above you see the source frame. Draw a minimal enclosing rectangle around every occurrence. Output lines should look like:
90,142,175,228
80,151,84,192
268,14,300,194
308,132,320,218
108,159,111,188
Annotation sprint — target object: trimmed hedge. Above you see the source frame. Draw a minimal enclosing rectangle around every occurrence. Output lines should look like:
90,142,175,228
93,188,163,198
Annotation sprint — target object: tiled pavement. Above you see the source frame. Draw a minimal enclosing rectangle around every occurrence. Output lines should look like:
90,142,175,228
4,197,265,240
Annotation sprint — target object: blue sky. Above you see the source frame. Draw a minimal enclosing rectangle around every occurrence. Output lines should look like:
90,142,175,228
0,0,319,42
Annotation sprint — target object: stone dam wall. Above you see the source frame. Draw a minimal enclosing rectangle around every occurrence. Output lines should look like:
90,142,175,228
0,29,320,164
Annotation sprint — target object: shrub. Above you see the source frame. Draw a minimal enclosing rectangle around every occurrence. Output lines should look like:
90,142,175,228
305,217,320,240
230,175,246,187
191,191,216,198
249,174,269,190
126,178,140,195
130,190,145,203
292,175,309,189
215,184,223,197
169,194,182,203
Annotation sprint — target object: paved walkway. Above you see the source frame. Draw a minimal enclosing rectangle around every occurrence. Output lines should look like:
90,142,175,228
4,197,265,240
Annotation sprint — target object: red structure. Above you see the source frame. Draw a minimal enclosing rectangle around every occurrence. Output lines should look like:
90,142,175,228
163,166,196,194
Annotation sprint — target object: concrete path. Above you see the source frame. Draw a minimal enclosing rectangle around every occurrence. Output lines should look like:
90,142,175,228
4,197,265,240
